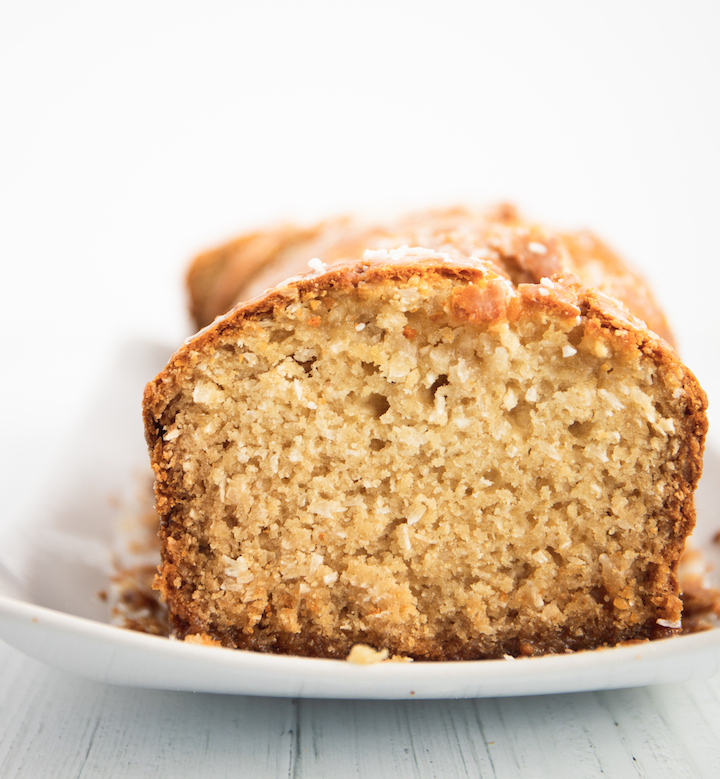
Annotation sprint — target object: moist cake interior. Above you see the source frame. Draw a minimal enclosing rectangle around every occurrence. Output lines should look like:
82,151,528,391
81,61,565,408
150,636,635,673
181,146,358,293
155,273,689,658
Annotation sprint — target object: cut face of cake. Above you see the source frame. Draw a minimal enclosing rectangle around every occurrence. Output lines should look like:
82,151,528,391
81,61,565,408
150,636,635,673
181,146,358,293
144,249,707,659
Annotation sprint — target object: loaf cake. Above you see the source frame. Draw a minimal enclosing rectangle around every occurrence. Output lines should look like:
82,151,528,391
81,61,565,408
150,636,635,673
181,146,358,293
144,208,707,660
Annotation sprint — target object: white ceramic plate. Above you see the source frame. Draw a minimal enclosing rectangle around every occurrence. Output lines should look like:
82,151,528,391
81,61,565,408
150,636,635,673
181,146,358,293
0,341,718,699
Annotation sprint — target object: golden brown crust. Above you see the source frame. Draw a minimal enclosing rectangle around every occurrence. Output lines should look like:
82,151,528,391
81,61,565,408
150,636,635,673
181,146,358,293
186,224,325,331
577,288,707,623
560,231,673,345
145,248,707,660
185,206,673,345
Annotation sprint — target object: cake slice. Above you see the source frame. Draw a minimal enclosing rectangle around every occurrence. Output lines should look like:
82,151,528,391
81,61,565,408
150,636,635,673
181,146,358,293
144,239,706,659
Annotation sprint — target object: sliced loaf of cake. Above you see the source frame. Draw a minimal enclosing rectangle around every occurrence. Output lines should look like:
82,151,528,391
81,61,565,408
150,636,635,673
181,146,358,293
145,227,706,659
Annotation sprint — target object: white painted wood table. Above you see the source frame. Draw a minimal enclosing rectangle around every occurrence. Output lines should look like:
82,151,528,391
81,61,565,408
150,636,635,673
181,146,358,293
2,640,720,778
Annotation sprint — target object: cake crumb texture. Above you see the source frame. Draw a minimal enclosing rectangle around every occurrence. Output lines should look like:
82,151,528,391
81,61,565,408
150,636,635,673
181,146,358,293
145,250,706,660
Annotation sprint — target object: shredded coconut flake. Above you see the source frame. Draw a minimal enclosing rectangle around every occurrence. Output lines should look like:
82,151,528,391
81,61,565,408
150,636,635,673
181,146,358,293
502,388,518,411
529,242,548,255
389,245,411,261
594,342,610,359
308,257,327,273
363,246,450,263
598,388,624,410
308,553,324,575
347,644,390,665
656,618,682,629
562,345,577,358
407,505,427,526
363,248,388,261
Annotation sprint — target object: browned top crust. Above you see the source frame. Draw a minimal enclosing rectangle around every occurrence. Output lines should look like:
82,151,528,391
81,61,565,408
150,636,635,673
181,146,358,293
185,205,674,345
150,252,705,471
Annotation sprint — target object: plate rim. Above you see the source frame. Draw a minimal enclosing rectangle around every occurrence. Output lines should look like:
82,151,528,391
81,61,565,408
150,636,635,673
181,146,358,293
2,589,719,699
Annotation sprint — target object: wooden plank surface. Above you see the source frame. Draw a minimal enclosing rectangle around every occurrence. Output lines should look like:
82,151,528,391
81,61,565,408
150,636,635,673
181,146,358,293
2,641,719,778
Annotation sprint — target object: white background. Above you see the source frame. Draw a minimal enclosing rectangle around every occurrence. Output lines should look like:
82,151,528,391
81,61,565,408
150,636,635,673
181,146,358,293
2,2,719,520
1,4,720,775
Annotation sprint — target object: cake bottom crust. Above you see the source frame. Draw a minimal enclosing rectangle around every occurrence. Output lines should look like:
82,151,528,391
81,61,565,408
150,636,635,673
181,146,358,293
166,612,677,660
